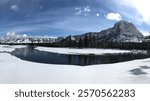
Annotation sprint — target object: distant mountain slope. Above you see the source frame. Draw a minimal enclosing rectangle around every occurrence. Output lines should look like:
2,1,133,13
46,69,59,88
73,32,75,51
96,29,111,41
0,37,56,44
74,21,144,43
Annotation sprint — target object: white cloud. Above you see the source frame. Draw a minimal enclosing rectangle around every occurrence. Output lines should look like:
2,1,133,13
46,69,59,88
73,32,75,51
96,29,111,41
75,6,91,16
10,5,19,12
6,32,16,37
106,13,122,21
75,9,82,15
130,0,150,24
115,0,150,24
5,32,28,38
75,7,81,10
83,6,91,16
96,13,100,17
83,6,91,13
75,7,82,15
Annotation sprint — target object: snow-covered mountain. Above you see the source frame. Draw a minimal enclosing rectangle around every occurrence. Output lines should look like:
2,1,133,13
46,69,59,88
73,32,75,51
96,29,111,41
0,32,57,44
0,37,56,44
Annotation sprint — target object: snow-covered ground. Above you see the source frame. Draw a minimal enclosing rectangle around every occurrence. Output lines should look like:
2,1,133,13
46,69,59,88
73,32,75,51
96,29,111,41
36,47,132,55
0,45,150,84
0,45,26,52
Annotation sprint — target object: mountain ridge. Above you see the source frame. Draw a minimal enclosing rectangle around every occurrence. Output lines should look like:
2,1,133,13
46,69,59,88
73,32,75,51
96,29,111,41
0,21,145,44
72,21,144,43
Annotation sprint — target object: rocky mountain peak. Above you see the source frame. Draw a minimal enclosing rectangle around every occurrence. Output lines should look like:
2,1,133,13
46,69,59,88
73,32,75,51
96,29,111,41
113,21,139,33
96,21,144,42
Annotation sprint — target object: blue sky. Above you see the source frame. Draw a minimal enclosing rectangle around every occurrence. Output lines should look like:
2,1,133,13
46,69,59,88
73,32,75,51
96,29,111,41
0,0,149,37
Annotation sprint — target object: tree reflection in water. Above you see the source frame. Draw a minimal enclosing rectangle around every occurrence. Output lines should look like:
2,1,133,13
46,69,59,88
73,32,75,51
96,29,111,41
11,46,150,66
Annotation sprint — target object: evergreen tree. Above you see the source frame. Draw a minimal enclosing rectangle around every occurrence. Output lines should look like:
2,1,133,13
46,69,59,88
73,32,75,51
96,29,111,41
78,37,83,48
84,35,88,48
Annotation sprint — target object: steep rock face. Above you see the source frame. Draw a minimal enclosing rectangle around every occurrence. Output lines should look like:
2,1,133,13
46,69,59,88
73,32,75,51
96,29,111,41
96,21,144,42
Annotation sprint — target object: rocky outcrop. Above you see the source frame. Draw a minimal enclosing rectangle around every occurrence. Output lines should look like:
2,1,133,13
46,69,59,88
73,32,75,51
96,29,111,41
95,21,144,42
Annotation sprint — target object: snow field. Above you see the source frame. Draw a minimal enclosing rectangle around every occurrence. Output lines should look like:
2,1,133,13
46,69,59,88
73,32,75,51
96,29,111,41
0,45,150,84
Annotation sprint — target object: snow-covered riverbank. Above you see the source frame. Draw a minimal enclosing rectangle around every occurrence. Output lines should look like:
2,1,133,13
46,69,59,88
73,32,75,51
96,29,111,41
36,47,132,55
0,45,150,84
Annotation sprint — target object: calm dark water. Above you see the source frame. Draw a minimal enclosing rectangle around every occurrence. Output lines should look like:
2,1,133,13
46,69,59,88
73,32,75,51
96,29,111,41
11,46,150,66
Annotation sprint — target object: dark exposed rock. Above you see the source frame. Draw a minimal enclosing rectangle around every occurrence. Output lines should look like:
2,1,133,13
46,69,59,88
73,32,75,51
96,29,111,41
129,68,147,75
140,66,150,69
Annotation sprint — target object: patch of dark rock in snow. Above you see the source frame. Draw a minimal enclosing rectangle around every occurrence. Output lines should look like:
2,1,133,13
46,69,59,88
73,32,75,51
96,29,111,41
140,66,150,69
129,68,147,75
